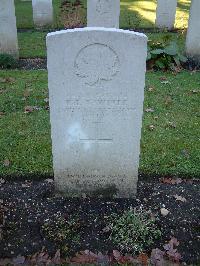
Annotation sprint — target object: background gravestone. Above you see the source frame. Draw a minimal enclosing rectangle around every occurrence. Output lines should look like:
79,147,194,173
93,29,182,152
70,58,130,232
32,0,53,28
0,0,18,58
87,0,120,28
155,0,177,29
186,0,200,63
47,28,147,198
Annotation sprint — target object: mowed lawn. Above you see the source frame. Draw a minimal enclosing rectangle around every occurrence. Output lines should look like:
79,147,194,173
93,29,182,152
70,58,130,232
18,30,187,58
15,0,191,29
16,0,190,58
1,0,199,180
0,70,199,179
14,0,62,28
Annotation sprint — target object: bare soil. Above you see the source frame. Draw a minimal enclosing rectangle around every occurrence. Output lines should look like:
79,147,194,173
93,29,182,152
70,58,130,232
0,176,199,264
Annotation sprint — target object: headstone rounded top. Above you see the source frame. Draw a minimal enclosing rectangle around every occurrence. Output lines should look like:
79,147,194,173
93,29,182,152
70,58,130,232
47,27,147,41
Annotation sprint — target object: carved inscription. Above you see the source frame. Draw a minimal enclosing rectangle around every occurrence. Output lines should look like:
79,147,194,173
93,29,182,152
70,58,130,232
96,0,112,15
80,112,113,143
74,43,120,86
63,97,134,111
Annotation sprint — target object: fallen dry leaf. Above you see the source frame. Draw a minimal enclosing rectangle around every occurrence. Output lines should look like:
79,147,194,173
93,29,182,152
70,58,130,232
70,250,98,264
145,108,155,113
150,248,165,266
174,194,187,202
161,178,183,185
22,183,31,188
167,121,176,129
5,77,16,83
24,106,34,113
0,112,5,117
159,76,167,81
168,237,180,247
45,178,54,183
161,81,171,85
51,249,62,264
165,96,173,105
44,98,49,103
102,225,111,233
12,256,25,265
164,237,181,263
3,159,10,167
191,89,199,94
161,208,169,216
148,87,154,92
0,258,12,265
24,106,41,113
148,125,156,131
137,253,149,266
0,78,7,83
23,90,30,98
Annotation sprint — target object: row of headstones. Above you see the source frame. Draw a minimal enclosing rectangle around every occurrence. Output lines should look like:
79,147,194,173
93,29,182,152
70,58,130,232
0,0,53,58
0,0,200,61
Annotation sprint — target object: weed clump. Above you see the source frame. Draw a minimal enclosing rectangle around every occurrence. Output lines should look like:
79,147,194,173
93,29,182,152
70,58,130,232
108,208,161,254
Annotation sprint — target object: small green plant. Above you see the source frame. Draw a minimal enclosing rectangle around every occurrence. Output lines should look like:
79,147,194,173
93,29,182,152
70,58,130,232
147,39,187,70
0,54,18,69
41,215,81,254
108,208,161,254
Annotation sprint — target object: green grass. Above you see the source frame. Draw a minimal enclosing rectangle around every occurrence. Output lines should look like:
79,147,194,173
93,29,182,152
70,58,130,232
142,71,200,177
0,71,52,177
18,31,47,58
14,0,62,29
17,31,187,58
0,70,199,178
120,0,191,29
14,0,191,30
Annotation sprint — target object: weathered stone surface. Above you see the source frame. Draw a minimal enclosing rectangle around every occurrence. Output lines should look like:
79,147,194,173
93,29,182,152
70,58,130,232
47,28,147,197
0,0,18,58
155,0,177,29
87,0,120,28
186,0,200,62
32,0,53,28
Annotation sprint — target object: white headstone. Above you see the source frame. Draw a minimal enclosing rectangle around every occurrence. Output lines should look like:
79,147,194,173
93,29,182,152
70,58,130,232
0,0,18,58
87,0,120,28
32,0,53,28
186,0,200,62
155,0,177,29
47,28,147,198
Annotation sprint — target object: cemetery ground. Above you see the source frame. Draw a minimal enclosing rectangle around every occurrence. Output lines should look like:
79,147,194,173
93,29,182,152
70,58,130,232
0,70,199,264
0,0,200,265
14,0,190,29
